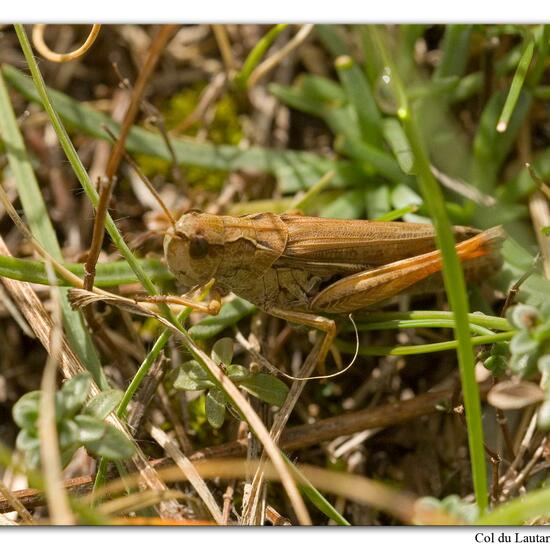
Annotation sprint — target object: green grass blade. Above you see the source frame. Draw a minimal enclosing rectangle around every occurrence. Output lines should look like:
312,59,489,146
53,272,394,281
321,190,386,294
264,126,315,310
0,71,108,390
335,55,383,146
315,25,349,57
472,90,533,192
0,255,173,287
372,27,489,511
496,38,535,133
477,485,550,525
382,118,414,174
282,454,351,526
433,25,473,79
335,134,408,182
336,331,515,357
235,24,289,88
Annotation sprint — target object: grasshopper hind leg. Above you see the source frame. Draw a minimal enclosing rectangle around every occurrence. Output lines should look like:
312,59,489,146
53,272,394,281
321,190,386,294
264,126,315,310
267,307,337,372
311,226,504,314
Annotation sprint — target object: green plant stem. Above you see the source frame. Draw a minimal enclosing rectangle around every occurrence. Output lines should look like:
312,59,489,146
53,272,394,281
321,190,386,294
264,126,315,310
372,27,489,511
354,319,495,336
236,24,289,88
356,311,512,331
336,331,514,356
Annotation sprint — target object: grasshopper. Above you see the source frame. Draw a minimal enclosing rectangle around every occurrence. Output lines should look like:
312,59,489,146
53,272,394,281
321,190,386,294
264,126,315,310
163,212,504,368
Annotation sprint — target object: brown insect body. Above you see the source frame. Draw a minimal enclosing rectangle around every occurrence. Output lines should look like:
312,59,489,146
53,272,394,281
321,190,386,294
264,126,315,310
164,212,504,315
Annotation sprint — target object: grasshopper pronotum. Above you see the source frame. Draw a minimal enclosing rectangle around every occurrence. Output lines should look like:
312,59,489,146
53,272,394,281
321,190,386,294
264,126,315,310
163,211,504,368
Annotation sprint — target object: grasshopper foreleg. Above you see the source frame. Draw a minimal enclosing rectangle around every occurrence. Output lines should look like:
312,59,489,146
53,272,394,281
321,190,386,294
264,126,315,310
139,285,222,316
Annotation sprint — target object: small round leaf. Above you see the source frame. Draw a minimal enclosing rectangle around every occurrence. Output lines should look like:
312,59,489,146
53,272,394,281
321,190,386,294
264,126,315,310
16,428,39,452
226,364,250,382
211,338,234,366
510,331,538,356
84,425,135,460
205,388,226,429
74,414,107,443
60,373,93,417
12,391,41,429
82,389,123,419
58,418,80,448
239,374,288,407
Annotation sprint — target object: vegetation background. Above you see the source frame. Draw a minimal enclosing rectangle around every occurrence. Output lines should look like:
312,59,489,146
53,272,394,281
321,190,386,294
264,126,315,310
0,23,549,526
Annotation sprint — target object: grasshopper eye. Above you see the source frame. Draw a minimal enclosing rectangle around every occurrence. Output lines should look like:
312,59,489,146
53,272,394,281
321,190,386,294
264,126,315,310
189,235,209,259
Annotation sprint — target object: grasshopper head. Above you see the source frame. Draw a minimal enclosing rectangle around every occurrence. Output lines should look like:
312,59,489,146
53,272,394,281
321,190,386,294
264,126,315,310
164,211,224,288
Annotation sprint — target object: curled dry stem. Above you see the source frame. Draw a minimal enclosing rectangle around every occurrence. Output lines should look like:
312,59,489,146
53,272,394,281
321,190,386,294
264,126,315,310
32,24,101,63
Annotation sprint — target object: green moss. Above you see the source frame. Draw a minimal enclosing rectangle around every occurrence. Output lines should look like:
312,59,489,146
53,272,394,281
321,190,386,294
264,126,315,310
136,83,244,191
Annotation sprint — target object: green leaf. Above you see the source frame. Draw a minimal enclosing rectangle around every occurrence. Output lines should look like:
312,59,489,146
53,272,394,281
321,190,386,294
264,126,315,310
205,388,226,429
60,373,92,417
510,331,538,355
173,360,213,391
433,25,473,79
211,337,234,366
24,447,41,470
240,373,289,407
74,414,107,443
335,55,383,146
320,189,365,219
58,418,80,448
365,184,391,219
472,89,533,192
173,369,205,391
335,134,407,182
382,118,414,174
226,364,250,382
12,391,41,429
84,425,135,460
16,428,40,452
188,297,257,340
82,389,123,420
281,453,351,525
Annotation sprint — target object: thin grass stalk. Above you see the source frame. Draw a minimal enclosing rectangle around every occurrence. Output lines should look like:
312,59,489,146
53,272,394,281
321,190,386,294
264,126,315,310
372,27,489,511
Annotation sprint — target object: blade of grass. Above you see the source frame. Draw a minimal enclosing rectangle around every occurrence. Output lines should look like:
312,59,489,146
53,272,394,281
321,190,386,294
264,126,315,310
477,485,550,525
372,27,489,511
527,25,550,87
281,454,350,526
336,331,515,357
0,255,173,287
0,71,108,390
235,24,289,88
433,25,473,79
496,37,535,133
356,310,512,332
335,55,383,146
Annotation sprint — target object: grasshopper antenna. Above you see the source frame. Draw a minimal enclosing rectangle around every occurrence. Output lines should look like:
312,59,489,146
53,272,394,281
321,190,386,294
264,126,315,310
102,125,178,231
267,314,360,382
